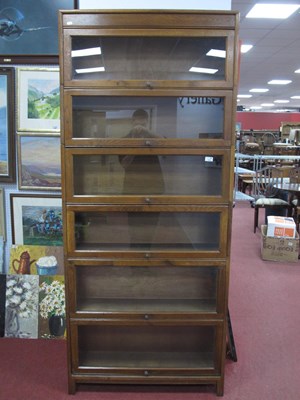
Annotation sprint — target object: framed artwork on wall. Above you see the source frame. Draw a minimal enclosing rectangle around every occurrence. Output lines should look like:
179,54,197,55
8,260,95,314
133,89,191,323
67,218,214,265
0,0,76,64
0,188,6,241
10,194,62,246
17,67,60,132
0,67,15,183
17,133,61,191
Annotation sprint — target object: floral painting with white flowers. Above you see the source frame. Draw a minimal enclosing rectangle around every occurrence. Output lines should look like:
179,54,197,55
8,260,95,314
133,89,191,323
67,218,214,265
5,275,39,338
38,275,66,339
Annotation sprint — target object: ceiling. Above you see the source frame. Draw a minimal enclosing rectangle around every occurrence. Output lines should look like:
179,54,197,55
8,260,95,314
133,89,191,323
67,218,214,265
231,0,300,111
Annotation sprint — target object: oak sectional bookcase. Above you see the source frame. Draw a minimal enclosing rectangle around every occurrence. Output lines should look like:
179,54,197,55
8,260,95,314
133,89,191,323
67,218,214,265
58,9,239,396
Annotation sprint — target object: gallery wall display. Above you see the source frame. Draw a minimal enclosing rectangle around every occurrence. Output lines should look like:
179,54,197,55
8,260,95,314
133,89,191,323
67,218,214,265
17,67,60,132
10,194,62,246
0,0,76,64
17,133,61,190
0,67,15,183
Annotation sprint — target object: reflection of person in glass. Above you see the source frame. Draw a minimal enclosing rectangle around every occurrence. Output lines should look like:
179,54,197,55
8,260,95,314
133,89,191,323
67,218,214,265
119,109,164,248
119,109,164,195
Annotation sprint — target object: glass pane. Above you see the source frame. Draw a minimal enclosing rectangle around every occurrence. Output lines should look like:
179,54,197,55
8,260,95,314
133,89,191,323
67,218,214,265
73,154,222,196
74,211,220,251
78,325,216,369
71,36,226,81
76,266,218,313
72,96,224,139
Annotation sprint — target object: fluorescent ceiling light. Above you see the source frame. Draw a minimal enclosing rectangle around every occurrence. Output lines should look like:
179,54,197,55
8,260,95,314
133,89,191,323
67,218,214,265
189,67,218,74
249,88,269,93
274,100,290,103
291,95,300,99
268,79,292,85
246,4,300,19
206,49,226,58
237,94,252,98
75,66,105,74
295,69,300,73
251,106,262,110
261,103,274,106
241,44,253,53
72,47,101,57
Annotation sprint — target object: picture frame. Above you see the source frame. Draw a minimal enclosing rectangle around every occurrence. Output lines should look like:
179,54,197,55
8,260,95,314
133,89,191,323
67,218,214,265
17,133,61,191
0,67,15,182
17,67,60,132
0,0,76,64
0,188,6,241
10,194,62,246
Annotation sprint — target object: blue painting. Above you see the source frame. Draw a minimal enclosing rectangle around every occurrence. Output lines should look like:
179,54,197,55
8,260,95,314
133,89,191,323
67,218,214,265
0,0,75,56
0,75,8,176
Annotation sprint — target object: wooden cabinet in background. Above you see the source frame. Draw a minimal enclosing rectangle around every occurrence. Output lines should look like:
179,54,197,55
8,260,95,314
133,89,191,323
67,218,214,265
59,9,239,396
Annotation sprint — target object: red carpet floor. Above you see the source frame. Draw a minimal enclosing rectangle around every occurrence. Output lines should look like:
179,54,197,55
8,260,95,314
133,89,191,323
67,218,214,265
1,201,300,399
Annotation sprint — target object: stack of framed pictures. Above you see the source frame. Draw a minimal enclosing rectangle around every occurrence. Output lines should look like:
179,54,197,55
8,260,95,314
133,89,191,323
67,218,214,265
0,1,77,340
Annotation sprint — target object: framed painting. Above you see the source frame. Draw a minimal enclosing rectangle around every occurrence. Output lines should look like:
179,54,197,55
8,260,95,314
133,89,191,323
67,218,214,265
10,194,62,246
0,188,6,241
5,274,39,338
0,67,15,182
9,244,64,276
17,133,61,190
17,67,60,132
0,0,76,64
39,275,66,339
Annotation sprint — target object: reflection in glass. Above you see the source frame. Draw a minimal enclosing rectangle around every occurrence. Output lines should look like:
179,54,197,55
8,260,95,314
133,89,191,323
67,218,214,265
78,325,216,369
71,36,226,81
76,265,219,313
73,154,222,196
72,96,224,139
74,211,220,251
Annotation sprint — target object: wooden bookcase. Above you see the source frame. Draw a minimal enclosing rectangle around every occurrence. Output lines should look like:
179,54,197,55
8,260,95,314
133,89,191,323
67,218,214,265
58,9,239,396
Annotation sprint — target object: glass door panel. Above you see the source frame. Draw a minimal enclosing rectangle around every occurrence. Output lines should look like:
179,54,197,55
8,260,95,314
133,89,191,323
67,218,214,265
67,207,226,256
71,36,227,82
71,152,225,198
70,95,226,140
76,324,219,373
74,265,221,314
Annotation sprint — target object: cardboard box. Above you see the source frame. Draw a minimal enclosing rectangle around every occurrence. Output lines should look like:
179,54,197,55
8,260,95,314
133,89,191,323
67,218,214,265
267,216,296,238
261,225,299,262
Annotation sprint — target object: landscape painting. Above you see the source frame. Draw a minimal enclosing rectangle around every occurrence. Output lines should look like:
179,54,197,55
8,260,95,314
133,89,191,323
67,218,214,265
0,67,15,182
0,74,8,176
10,194,62,245
18,134,61,190
17,68,60,132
